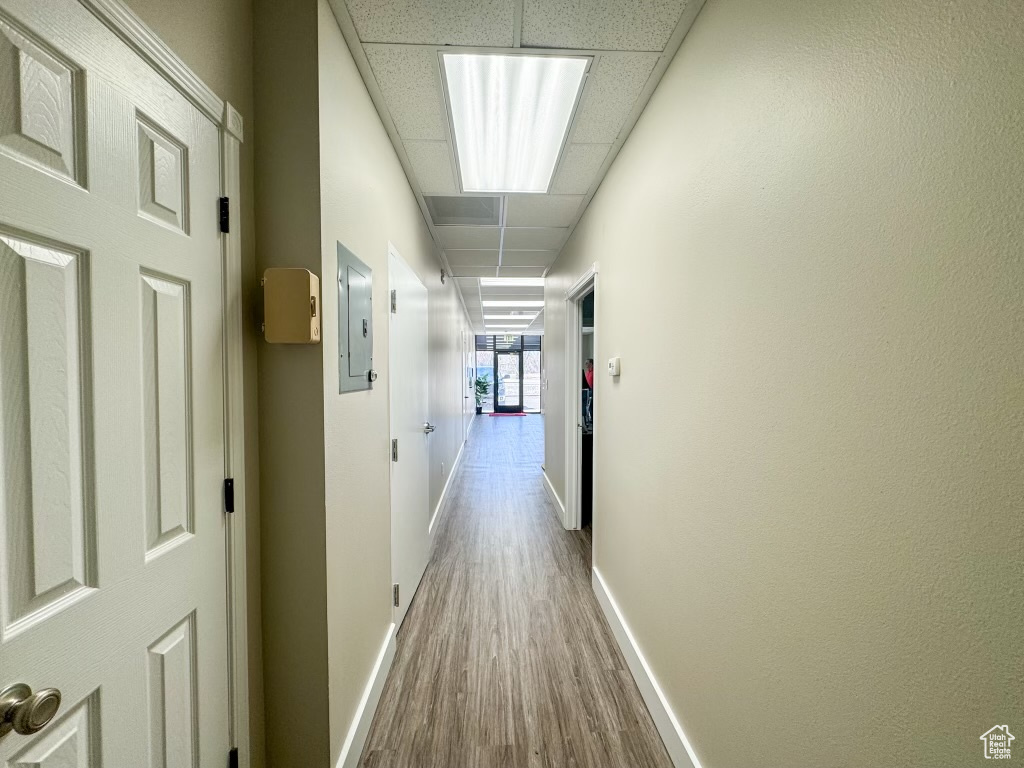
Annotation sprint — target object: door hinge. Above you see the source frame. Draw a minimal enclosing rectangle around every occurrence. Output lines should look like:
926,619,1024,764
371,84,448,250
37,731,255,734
392,583,400,607
224,478,235,513
228,747,239,768
218,197,230,234
391,438,398,462
390,289,397,313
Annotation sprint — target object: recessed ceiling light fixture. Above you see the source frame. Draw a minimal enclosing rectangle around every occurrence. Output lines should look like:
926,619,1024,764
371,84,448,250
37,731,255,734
442,53,589,193
479,277,545,287
484,314,538,321
481,300,545,308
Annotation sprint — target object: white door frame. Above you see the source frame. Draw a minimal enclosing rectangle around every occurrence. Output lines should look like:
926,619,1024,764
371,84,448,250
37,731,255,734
463,329,473,441
81,1,251,763
564,263,598,532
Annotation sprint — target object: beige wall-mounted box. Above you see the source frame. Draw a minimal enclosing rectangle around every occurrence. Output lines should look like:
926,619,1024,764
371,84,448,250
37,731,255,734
263,268,321,344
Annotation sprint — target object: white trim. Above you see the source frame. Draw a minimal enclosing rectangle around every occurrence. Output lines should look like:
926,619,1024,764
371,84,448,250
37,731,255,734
79,0,229,128
335,623,398,768
565,262,599,300
429,438,466,536
542,469,566,527
564,263,598,531
592,569,703,768
220,105,250,765
223,102,245,142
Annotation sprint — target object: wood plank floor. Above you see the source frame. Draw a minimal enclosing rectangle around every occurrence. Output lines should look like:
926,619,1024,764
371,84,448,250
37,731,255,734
360,415,673,768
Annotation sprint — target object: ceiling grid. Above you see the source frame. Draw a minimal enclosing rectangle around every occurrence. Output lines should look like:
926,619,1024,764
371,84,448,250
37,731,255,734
327,0,707,333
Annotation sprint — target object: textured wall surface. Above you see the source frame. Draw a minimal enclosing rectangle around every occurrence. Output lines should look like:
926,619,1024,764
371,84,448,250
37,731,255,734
545,0,1024,765
317,0,472,762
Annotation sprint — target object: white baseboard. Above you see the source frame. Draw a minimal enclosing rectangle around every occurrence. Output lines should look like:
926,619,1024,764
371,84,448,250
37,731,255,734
336,623,397,768
592,568,703,768
542,469,567,527
429,438,466,536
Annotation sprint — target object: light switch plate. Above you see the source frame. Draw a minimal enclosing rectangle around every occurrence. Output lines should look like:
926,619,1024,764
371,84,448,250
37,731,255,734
607,357,621,376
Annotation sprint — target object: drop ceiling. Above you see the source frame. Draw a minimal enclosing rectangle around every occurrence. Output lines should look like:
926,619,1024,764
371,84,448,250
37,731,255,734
327,0,705,333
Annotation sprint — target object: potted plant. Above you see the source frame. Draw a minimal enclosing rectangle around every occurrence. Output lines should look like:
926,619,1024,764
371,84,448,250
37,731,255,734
474,374,491,414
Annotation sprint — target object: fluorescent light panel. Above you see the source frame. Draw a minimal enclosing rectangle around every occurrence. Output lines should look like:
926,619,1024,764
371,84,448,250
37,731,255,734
443,53,588,193
481,300,545,308
484,314,538,321
479,277,545,287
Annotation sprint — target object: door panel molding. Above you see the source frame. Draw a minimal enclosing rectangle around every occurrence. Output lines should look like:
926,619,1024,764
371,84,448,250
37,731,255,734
0,0,249,763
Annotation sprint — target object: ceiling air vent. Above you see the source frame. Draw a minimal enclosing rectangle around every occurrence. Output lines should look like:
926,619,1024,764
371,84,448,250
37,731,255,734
424,195,501,227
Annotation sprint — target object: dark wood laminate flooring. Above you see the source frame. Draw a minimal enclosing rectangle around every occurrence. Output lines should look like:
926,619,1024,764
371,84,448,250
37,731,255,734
360,415,673,768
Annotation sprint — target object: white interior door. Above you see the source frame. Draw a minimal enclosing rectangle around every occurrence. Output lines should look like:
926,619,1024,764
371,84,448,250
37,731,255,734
0,2,231,765
463,330,473,440
388,245,430,630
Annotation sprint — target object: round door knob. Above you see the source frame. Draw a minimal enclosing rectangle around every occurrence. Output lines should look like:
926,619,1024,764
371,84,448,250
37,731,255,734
0,684,61,738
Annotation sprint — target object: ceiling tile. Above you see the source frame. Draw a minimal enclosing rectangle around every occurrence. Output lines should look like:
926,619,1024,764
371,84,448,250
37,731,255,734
345,0,515,46
501,250,558,267
438,227,501,250
572,54,658,144
496,266,547,277
364,45,447,141
505,194,583,227
503,228,567,250
446,249,500,266
551,144,611,194
521,0,687,51
451,265,500,277
405,141,457,194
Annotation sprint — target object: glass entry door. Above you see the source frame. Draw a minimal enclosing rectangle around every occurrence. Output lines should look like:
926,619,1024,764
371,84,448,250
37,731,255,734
495,351,523,412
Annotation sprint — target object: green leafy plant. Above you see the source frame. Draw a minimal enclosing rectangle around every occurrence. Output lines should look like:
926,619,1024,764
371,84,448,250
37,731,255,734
474,374,491,408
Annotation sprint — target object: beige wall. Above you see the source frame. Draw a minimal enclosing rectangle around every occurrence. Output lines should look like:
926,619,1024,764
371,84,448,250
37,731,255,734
121,1,266,765
317,0,471,760
253,0,331,765
545,0,1024,765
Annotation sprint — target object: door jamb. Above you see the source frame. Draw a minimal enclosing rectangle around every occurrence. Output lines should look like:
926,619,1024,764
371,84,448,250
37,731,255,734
564,264,598,532
78,2,251,763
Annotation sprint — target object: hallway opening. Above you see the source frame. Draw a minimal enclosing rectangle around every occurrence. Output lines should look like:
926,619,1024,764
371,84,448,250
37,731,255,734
361,414,672,767
475,334,544,415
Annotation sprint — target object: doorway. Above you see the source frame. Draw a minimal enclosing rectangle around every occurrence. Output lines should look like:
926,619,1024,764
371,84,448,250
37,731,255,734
579,291,595,529
564,266,598,531
495,350,523,413
474,335,544,414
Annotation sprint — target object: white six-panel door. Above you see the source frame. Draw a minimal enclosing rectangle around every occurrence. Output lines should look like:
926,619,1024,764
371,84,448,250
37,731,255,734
388,246,430,631
0,1,230,765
